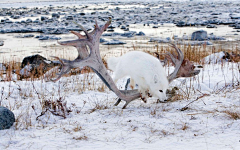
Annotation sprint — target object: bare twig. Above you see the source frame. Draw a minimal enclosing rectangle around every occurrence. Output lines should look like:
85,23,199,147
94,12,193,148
180,94,210,111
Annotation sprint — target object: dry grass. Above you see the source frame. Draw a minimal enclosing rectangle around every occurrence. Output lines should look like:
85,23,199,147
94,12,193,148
222,110,240,120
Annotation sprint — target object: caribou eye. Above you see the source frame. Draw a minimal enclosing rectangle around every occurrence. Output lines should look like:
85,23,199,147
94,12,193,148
159,90,163,93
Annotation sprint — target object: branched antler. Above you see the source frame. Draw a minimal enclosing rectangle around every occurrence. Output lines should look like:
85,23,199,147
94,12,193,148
164,44,200,81
50,18,198,108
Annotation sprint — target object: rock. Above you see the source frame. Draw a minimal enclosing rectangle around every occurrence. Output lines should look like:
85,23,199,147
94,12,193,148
103,39,126,45
107,29,114,32
120,26,126,30
234,24,240,29
0,106,15,130
52,13,60,18
36,35,61,40
100,38,107,43
0,41,4,46
230,13,240,19
136,31,145,36
176,21,186,27
121,31,136,38
79,13,85,16
149,37,171,43
206,24,216,28
41,16,48,21
107,25,116,29
191,30,207,41
66,15,74,20
20,54,59,78
15,34,34,38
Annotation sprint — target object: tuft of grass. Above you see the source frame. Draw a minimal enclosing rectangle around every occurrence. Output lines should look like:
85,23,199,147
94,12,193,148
73,135,88,141
181,123,189,131
222,110,240,120
89,103,109,113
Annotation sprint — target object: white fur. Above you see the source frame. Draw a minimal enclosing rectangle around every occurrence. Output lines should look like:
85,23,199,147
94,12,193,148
107,51,169,101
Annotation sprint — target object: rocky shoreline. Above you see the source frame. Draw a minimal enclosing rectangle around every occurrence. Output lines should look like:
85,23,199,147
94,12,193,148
0,1,239,38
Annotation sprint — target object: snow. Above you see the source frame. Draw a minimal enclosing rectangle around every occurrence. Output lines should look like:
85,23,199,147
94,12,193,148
0,62,240,150
0,0,240,149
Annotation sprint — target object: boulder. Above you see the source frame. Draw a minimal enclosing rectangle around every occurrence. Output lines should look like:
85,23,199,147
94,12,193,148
191,30,207,41
136,31,145,36
0,41,3,46
0,106,15,130
52,13,60,18
20,54,59,78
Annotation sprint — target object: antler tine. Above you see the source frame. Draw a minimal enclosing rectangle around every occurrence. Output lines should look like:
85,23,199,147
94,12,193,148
168,43,183,60
73,21,92,40
70,31,85,39
50,56,72,82
95,19,99,28
167,43,184,83
165,52,177,65
100,17,112,33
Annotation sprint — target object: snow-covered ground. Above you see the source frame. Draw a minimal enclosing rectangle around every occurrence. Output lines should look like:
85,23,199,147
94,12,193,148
0,60,239,150
0,0,240,149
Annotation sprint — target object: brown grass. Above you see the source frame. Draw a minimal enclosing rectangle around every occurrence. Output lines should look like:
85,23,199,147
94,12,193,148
222,110,240,120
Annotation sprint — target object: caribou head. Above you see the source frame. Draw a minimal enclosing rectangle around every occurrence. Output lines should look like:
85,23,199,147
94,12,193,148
50,18,200,109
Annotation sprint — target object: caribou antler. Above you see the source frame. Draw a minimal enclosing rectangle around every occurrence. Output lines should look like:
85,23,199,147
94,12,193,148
164,44,200,82
50,18,188,109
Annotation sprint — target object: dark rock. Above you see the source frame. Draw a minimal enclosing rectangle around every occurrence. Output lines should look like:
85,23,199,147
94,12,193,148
121,31,136,38
136,31,145,36
0,106,15,130
11,15,20,19
211,12,222,15
48,36,61,40
26,19,32,23
107,29,114,32
20,54,58,78
191,30,207,41
103,39,126,45
37,35,61,40
41,16,48,21
79,13,85,16
107,25,116,29
234,24,240,29
102,32,122,36
120,26,126,30
52,13,60,18
176,21,186,27
38,36,49,40
230,14,240,19
15,34,34,38
66,15,74,20
100,38,107,43
206,24,216,28
0,41,3,46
